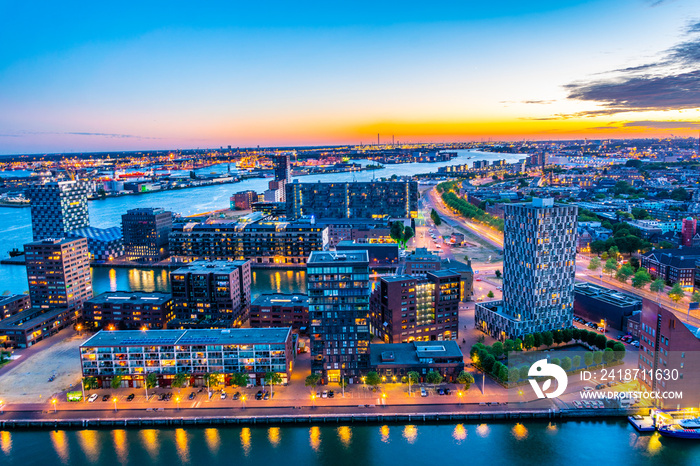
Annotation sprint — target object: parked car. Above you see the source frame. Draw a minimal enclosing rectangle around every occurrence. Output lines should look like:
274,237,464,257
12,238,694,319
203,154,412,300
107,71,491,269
188,392,196,400
102,394,111,402
583,386,594,391
573,400,582,408
88,393,99,403
126,393,135,402
595,383,606,390
444,388,451,395
263,392,270,400
220,391,227,400
437,388,445,395
321,390,328,398
255,391,263,400
328,390,334,398
420,388,428,397
582,400,592,408
233,392,240,400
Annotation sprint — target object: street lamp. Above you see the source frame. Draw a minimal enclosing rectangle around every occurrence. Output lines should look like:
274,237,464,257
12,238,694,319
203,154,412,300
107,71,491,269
241,395,246,409
458,391,463,406
175,396,180,411
76,324,82,336
52,398,57,414
382,392,387,406
0,400,4,414
112,397,118,412
311,394,315,408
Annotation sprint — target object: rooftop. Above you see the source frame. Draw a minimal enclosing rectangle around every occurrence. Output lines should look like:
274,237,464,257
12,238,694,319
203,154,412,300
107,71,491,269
24,237,86,247
252,293,308,307
0,306,73,330
80,327,292,347
86,291,172,306
307,250,369,264
68,226,122,242
173,260,249,275
369,341,463,366
574,283,642,307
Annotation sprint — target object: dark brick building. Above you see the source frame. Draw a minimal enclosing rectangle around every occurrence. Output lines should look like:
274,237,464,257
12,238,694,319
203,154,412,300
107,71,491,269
83,292,174,330
249,293,308,329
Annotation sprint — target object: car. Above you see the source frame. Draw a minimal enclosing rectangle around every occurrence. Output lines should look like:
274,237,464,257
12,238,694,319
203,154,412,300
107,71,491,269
126,393,135,402
437,388,445,395
583,386,594,391
88,393,99,403
220,391,227,400
596,400,605,408
572,400,582,408
444,388,451,395
420,388,428,397
233,392,240,400
595,383,606,390
158,393,166,401
321,390,328,398
263,392,270,400
582,400,592,408
188,392,196,400
255,391,263,400
475,278,482,281
328,390,334,398
102,394,111,402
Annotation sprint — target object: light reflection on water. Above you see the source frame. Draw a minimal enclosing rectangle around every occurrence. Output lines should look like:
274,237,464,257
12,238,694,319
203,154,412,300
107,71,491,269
50,430,70,465
0,431,11,455
2,421,696,465
76,430,100,464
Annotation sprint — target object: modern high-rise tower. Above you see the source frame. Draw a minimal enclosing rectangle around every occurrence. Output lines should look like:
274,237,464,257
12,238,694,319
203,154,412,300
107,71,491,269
28,181,90,241
273,154,291,183
475,198,577,339
308,250,371,384
121,207,173,262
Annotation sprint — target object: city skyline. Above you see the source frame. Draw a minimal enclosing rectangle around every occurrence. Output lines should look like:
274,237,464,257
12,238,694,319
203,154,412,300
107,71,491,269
2,0,700,154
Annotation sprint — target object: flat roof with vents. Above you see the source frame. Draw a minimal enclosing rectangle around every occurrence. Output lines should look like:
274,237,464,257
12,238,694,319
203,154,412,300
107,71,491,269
80,327,292,348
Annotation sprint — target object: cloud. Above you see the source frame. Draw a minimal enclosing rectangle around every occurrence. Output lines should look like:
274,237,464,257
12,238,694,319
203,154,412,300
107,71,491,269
622,120,700,129
0,130,161,140
65,132,158,139
686,20,700,34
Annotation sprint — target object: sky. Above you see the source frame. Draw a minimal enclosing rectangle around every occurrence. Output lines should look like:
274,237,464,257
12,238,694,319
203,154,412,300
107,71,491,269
1,0,700,154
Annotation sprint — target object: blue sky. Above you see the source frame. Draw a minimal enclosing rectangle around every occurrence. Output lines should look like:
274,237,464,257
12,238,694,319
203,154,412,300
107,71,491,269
1,0,699,154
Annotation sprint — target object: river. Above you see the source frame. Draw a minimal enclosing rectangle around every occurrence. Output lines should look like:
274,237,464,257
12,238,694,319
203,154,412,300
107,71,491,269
0,421,696,466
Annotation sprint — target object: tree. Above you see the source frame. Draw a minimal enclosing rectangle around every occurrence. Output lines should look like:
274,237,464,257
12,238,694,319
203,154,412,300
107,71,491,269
503,339,514,353
111,375,123,390
632,269,652,289
365,371,382,388
487,290,494,298
572,328,582,341
230,372,250,388
584,352,594,367
692,291,700,304
523,334,534,350
508,367,520,383
264,371,283,396
608,246,620,260
407,371,420,388
146,372,158,389
552,330,563,345
593,351,603,365
513,338,523,352
613,343,626,361
550,358,561,367
600,251,609,260
491,341,504,359
495,269,502,279
542,331,553,347
390,221,405,245
426,370,444,386
561,328,573,343
204,372,221,389
491,361,503,378
430,209,442,226
650,278,665,298
532,332,543,349
668,283,685,303
305,374,321,389
83,376,98,390
594,334,607,350
603,348,615,365
402,226,414,246
603,258,618,277
572,355,582,369
456,371,475,390
615,264,634,282
588,256,601,271
561,357,572,372
482,355,496,372
172,372,189,388
498,364,509,383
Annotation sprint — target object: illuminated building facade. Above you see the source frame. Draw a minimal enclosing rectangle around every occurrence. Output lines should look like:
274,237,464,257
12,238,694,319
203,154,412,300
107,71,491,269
308,250,371,384
121,207,173,262
285,180,419,219
370,270,461,344
83,292,174,330
475,198,577,339
79,327,293,388
28,180,90,241
169,260,251,328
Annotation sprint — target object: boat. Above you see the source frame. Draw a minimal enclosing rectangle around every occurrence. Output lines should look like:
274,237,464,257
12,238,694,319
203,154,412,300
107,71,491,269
9,248,24,257
658,423,700,439
679,417,700,429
